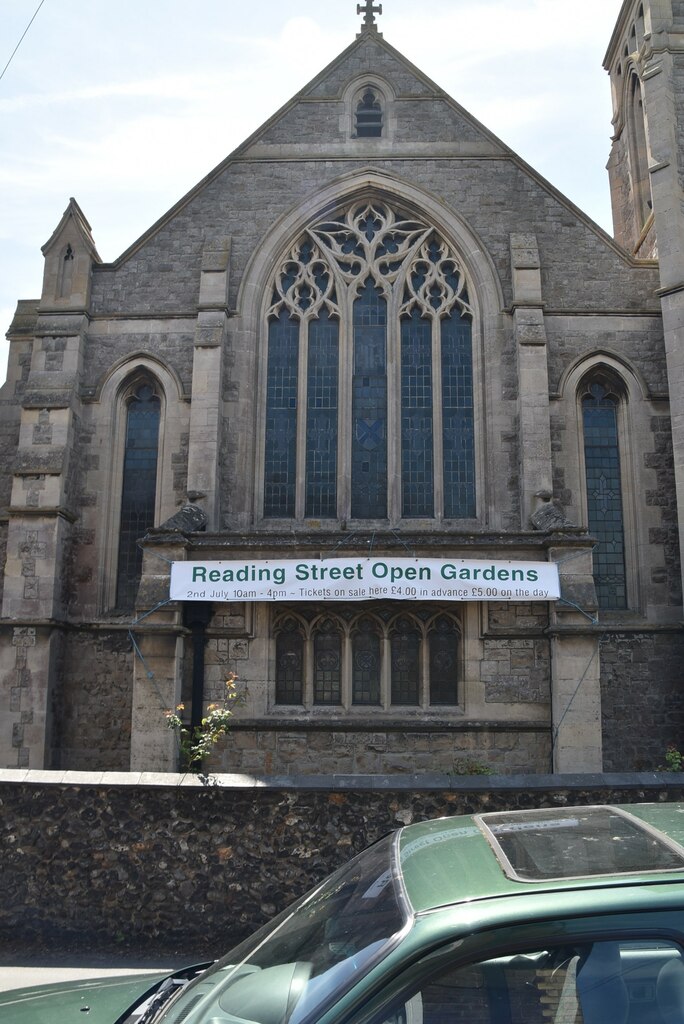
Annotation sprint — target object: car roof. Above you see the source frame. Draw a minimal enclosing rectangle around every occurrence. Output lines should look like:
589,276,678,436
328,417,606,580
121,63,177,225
397,803,684,914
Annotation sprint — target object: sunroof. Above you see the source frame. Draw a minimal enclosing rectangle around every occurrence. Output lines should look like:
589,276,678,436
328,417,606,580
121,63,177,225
475,806,684,882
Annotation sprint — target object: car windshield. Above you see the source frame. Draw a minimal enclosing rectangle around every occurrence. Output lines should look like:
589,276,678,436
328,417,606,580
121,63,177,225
157,832,408,1024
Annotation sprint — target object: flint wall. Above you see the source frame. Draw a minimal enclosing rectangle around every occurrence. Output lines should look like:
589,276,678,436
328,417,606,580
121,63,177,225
2,770,684,956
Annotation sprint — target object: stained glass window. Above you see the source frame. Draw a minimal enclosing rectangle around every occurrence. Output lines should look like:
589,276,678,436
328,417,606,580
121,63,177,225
442,314,475,518
263,202,475,524
352,278,387,518
306,310,338,518
264,310,299,518
275,618,304,704
352,617,381,704
390,617,421,705
429,616,459,705
401,308,434,517
582,382,627,609
314,619,342,705
273,607,460,708
116,382,160,609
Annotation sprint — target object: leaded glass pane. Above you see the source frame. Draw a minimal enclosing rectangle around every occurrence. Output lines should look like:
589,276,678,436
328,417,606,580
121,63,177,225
352,618,381,705
314,620,342,705
352,278,387,518
264,310,299,517
306,310,338,518
583,385,627,609
116,384,160,609
429,616,459,705
275,620,304,705
401,308,434,517
442,312,475,518
390,618,420,705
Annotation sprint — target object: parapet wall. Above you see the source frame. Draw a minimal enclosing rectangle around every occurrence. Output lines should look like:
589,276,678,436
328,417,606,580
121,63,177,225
2,770,684,956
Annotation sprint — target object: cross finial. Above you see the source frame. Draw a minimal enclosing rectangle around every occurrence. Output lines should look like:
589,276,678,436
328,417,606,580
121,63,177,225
357,0,382,30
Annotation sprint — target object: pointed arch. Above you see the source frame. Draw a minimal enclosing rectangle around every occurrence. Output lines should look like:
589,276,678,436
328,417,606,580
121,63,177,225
342,75,396,140
427,612,461,705
249,176,494,526
270,603,464,709
96,356,185,612
351,613,382,705
557,353,647,613
273,613,306,705
579,370,627,609
115,376,162,609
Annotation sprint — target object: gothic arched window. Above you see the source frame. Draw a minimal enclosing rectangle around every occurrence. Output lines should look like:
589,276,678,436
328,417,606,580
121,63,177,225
313,618,342,705
273,606,461,709
263,200,475,523
274,616,305,704
115,380,161,609
582,379,627,610
390,616,421,705
351,616,382,705
428,615,460,705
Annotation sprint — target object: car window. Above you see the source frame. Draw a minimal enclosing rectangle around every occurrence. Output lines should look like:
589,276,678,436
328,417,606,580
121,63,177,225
373,939,684,1024
155,833,408,1024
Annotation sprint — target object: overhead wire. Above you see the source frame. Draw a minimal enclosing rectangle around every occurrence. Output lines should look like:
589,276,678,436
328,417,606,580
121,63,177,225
0,0,47,83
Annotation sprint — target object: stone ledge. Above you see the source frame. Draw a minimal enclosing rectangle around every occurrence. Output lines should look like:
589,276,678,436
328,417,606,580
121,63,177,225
2,769,684,792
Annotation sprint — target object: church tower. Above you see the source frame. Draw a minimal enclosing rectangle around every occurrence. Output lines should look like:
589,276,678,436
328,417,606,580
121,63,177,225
606,0,684,603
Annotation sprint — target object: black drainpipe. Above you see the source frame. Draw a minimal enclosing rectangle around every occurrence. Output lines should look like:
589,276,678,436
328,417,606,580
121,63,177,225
183,602,213,732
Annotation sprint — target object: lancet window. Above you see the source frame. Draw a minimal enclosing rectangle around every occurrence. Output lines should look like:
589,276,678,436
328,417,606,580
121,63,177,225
581,378,627,610
628,73,652,232
263,200,475,523
115,380,161,609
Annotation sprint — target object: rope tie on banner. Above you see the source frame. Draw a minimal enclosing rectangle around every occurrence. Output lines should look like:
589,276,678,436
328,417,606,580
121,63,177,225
128,630,172,712
128,598,175,711
324,529,417,559
135,541,174,565
550,640,602,765
550,542,600,623
552,543,599,568
389,529,417,556
554,598,599,625
324,530,362,558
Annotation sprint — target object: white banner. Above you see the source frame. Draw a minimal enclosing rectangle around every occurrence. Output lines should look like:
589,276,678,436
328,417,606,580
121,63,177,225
169,557,560,603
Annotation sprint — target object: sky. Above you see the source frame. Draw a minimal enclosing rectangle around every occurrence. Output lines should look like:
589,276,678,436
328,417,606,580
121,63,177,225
0,0,625,386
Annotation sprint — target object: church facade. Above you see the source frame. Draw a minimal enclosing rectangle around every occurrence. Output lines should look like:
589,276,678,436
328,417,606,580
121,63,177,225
1,0,684,775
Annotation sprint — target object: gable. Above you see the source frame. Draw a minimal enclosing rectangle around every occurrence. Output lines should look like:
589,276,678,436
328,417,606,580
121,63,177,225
243,31,507,156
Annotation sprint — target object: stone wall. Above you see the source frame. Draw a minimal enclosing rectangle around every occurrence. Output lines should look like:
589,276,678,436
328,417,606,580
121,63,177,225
216,724,550,776
1,771,684,957
51,630,134,770
600,631,684,769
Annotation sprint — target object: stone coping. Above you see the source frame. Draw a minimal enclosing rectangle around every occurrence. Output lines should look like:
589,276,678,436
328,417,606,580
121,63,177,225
1,769,683,791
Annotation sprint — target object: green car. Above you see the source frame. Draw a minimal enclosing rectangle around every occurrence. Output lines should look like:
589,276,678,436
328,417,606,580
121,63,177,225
5,802,684,1023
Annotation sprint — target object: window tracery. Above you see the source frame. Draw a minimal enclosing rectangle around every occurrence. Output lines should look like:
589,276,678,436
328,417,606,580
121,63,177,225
264,200,475,522
273,606,461,708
